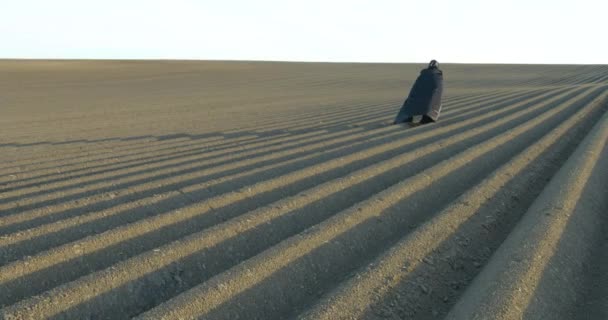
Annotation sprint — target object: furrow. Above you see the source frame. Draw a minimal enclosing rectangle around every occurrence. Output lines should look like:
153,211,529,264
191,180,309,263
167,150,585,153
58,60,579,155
234,98,408,131
133,85,604,320
1,101,397,182
446,105,608,320
0,88,549,195
0,97,518,310
300,90,608,320
352,89,548,129
0,88,569,236
0,128,317,192
194,89,516,136
0,99,393,173
2,98,380,166
272,105,396,132
5,100,414,191
594,72,608,84
286,89,532,133
0,136,177,168
0,128,368,226
439,90,502,104
0,134,262,183
0,127,359,210
0,103,393,187
266,89,519,133
0,89,541,275
573,69,605,85
585,72,606,85
0,96,542,256
0,86,595,319
180,99,393,137
238,100,398,130
0,133,222,169
558,71,588,86
0,88,557,229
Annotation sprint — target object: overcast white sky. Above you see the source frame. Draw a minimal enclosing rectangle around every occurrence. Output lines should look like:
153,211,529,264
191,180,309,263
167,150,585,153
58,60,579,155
1,0,606,64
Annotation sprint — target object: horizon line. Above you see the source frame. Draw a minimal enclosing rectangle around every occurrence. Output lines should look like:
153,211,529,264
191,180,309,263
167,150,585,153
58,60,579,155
0,57,606,66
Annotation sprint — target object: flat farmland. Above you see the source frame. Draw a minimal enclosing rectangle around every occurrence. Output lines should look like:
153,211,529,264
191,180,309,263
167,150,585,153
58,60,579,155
0,60,607,319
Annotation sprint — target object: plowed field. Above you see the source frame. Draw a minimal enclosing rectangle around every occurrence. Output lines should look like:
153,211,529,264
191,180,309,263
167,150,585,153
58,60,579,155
1,60,607,319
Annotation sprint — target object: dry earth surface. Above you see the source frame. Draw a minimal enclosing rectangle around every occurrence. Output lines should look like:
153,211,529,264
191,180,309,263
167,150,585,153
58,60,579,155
0,60,607,319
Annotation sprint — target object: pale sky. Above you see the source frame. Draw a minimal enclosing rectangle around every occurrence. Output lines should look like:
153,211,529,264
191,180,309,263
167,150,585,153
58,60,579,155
1,0,606,64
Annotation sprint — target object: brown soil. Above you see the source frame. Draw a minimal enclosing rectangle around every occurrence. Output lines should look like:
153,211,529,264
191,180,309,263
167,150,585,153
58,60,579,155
0,60,607,319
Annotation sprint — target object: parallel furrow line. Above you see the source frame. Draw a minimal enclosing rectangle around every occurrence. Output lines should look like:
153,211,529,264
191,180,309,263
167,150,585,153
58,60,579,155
0,86,595,318
446,103,608,320
299,90,608,320
132,86,604,320
0,88,570,232
0,89,544,187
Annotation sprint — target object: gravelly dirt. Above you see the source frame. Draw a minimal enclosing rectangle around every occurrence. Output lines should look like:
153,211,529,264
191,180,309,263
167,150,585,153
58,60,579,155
0,60,607,319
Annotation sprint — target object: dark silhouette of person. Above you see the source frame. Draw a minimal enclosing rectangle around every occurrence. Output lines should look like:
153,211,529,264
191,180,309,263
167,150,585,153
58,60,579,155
393,60,444,126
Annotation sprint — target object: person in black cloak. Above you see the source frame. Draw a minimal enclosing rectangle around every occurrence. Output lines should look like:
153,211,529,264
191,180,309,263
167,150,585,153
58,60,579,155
393,60,444,126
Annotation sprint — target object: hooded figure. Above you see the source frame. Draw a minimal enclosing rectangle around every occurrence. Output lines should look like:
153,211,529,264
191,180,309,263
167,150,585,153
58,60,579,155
393,60,444,125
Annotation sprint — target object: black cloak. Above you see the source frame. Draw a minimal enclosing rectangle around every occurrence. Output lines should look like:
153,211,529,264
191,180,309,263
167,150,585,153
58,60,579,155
394,61,444,124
